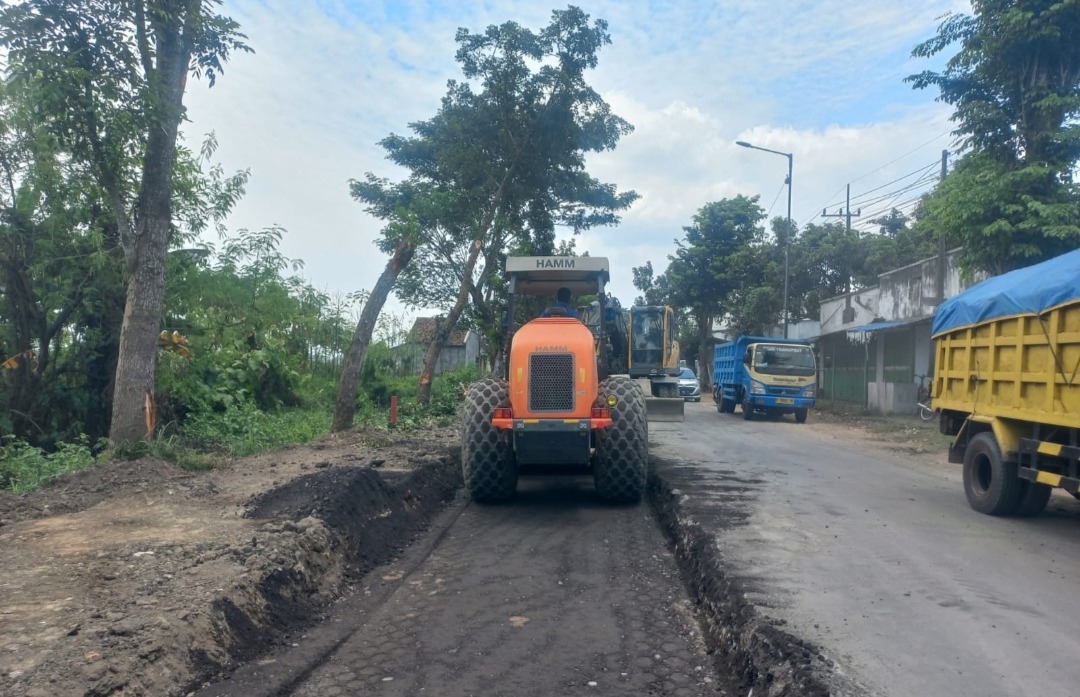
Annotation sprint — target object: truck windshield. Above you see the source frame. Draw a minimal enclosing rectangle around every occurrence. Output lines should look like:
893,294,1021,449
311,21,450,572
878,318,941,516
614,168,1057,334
752,344,816,377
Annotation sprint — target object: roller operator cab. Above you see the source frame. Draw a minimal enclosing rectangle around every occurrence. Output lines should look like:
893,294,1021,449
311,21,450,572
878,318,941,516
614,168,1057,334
459,256,649,504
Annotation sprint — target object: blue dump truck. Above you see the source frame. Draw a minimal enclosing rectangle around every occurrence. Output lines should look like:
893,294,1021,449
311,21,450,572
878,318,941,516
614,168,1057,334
713,335,817,423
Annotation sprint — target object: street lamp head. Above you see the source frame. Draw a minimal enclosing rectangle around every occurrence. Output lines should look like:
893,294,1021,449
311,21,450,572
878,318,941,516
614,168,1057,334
735,140,752,148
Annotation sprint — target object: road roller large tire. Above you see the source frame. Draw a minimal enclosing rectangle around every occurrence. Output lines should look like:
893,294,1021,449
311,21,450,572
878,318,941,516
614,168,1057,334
593,376,648,503
461,378,518,503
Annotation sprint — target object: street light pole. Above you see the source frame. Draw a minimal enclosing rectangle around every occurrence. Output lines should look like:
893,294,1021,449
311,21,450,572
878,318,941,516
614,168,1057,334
736,140,793,339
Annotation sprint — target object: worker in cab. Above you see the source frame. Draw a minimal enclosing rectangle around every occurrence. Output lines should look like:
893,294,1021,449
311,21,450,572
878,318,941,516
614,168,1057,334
541,286,579,319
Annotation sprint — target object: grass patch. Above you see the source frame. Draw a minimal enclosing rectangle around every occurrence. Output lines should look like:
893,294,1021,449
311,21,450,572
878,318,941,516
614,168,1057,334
4,369,475,493
0,436,97,493
180,403,333,457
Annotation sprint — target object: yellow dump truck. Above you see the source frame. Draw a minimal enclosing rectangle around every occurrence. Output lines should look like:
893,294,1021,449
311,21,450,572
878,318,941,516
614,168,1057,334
932,248,1080,516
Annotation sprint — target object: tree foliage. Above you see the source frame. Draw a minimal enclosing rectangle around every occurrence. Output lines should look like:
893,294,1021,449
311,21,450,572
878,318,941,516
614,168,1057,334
649,196,766,385
333,4,638,424
0,0,251,443
907,0,1080,273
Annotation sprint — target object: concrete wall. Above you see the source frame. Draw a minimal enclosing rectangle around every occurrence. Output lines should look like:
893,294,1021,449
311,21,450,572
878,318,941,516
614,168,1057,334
816,248,977,414
819,248,972,335
820,287,878,335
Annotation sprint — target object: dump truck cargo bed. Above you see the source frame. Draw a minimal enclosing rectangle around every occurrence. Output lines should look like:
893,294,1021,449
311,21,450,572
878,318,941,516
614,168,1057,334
931,248,1080,516
932,248,1080,431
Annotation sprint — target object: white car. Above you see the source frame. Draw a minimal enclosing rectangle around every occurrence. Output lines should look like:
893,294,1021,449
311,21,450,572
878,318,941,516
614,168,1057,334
677,368,701,402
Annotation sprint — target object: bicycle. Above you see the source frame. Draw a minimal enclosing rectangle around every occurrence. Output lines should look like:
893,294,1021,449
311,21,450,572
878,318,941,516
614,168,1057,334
915,374,934,422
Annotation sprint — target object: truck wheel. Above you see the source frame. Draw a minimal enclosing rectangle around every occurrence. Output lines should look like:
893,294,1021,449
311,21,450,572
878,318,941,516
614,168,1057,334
593,376,648,502
461,378,517,503
742,399,754,420
795,408,808,424
1014,480,1052,517
962,432,1020,516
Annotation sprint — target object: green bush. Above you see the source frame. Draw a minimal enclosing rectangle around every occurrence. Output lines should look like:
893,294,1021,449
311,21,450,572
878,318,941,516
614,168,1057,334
0,435,97,493
366,363,481,429
157,335,303,427
180,401,330,456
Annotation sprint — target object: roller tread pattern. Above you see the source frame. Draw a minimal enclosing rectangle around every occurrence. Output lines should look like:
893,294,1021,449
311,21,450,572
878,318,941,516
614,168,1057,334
593,376,648,502
461,378,518,502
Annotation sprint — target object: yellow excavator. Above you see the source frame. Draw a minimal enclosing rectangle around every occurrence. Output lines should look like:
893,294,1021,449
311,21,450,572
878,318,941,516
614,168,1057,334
580,299,684,422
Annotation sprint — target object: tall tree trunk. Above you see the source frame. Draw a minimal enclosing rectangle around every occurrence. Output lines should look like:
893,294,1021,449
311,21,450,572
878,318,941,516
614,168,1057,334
415,170,513,405
108,1,200,443
696,310,713,390
332,239,416,432
415,241,486,405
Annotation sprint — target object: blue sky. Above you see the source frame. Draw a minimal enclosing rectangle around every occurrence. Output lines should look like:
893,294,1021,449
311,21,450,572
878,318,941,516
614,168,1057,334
182,0,969,327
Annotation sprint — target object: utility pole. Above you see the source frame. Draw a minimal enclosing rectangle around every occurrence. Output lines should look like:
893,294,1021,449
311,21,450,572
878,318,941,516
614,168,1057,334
935,149,949,304
823,184,861,291
822,183,861,232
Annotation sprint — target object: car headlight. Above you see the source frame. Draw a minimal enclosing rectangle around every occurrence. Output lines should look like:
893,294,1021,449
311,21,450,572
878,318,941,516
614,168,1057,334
750,381,766,395
803,385,815,398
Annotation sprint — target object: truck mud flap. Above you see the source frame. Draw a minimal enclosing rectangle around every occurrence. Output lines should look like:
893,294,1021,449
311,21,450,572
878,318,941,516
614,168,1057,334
645,397,685,422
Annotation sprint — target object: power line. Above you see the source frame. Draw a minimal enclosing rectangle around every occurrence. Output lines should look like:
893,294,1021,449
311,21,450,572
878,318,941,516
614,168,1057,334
847,130,951,186
851,169,940,210
856,193,928,229
764,179,787,218
812,163,940,229
807,129,951,223
848,161,939,205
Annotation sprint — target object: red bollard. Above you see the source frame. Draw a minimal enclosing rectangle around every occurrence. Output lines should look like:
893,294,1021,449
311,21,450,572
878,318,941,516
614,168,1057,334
390,395,398,425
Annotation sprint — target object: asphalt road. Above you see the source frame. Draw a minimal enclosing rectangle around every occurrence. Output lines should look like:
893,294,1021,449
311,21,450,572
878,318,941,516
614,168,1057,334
652,400,1080,697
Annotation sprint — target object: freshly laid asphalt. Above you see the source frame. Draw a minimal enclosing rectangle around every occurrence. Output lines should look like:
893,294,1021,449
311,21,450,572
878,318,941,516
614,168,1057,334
650,401,1080,697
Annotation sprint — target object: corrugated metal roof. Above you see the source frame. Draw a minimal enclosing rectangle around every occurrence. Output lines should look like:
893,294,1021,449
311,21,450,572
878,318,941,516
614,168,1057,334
844,317,929,333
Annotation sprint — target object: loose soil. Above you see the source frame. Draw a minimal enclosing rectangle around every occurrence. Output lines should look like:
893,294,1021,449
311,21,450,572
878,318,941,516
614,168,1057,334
0,411,931,697
0,428,461,697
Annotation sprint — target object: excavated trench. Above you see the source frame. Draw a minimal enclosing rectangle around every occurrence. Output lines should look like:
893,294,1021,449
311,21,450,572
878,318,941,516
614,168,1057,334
648,463,837,697
185,454,840,697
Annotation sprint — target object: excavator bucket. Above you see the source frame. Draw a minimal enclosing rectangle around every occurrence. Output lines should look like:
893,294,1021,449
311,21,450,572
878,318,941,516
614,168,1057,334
644,397,685,422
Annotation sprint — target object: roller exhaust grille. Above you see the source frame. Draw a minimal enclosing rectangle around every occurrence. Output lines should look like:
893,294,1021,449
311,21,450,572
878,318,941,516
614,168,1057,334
529,353,575,412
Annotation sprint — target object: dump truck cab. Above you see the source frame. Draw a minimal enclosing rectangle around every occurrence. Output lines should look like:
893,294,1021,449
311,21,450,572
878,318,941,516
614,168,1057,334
459,256,649,503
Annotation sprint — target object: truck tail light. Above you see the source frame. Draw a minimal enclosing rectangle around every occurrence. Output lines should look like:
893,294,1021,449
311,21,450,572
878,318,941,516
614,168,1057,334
493,407,513,419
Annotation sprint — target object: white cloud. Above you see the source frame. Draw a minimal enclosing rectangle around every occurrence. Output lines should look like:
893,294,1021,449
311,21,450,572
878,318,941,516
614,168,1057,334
182,0,968,316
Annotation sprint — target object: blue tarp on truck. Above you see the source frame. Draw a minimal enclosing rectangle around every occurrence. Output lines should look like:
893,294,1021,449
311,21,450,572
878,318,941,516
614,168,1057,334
932,247,1080,337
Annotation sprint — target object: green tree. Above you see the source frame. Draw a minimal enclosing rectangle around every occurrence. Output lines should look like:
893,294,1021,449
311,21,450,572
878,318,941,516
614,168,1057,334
907,1,1080,273
0,77,245,445
664,196,766,387
332,6,637,427
1,0,250,443
0,79,122,444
